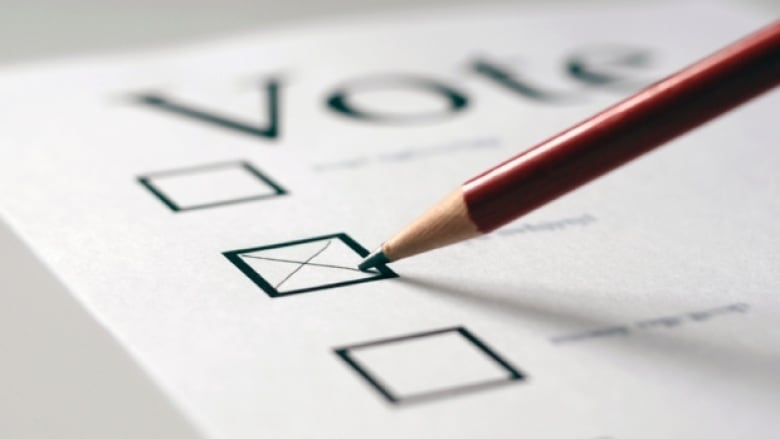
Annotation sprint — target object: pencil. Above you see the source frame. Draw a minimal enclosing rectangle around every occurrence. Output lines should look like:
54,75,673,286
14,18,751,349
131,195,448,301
359,20,780,271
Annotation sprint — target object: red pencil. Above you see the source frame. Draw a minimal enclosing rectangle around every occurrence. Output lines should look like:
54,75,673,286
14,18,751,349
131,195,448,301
359,20,780,270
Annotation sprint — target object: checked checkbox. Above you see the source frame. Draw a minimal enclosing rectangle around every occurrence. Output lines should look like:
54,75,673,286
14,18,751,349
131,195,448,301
223,233,398,297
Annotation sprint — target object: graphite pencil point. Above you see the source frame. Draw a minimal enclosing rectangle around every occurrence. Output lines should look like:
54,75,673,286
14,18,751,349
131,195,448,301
358,248,390,271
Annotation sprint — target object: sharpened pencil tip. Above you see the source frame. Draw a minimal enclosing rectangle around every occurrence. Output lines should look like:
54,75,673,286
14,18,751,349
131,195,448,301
358,247,390,271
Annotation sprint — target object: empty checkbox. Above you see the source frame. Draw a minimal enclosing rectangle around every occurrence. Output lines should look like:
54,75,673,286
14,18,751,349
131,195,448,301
335,326,524,405
138,160,286,212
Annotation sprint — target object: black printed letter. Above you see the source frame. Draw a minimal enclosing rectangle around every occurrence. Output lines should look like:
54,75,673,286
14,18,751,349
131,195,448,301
326,75,469,124
135,78,281,141
471,58,573,102
566,46,652,91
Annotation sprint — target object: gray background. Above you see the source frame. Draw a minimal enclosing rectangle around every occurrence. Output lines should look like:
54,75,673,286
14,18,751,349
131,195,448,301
1,1,777,438
2,0,778,64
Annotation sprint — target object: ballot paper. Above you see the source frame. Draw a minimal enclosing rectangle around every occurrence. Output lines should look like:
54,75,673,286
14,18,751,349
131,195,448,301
1,1,779,438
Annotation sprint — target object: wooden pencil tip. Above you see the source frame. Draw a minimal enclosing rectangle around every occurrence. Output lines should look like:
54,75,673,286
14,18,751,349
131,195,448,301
369,188,481,264
358,247,391,271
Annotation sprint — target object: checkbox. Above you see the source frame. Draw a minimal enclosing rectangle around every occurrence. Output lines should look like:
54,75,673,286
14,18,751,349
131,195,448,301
335,326,525,405
223,233,398,297
137,160,286,212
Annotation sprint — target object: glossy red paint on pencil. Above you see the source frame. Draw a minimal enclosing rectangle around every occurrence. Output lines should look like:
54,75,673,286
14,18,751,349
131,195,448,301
463,21,780,232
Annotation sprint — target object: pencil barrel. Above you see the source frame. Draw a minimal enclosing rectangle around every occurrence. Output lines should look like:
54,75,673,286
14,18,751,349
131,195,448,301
463,21,780,232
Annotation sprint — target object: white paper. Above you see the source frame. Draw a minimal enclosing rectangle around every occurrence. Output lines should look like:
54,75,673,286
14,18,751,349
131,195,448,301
1,1,779,438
